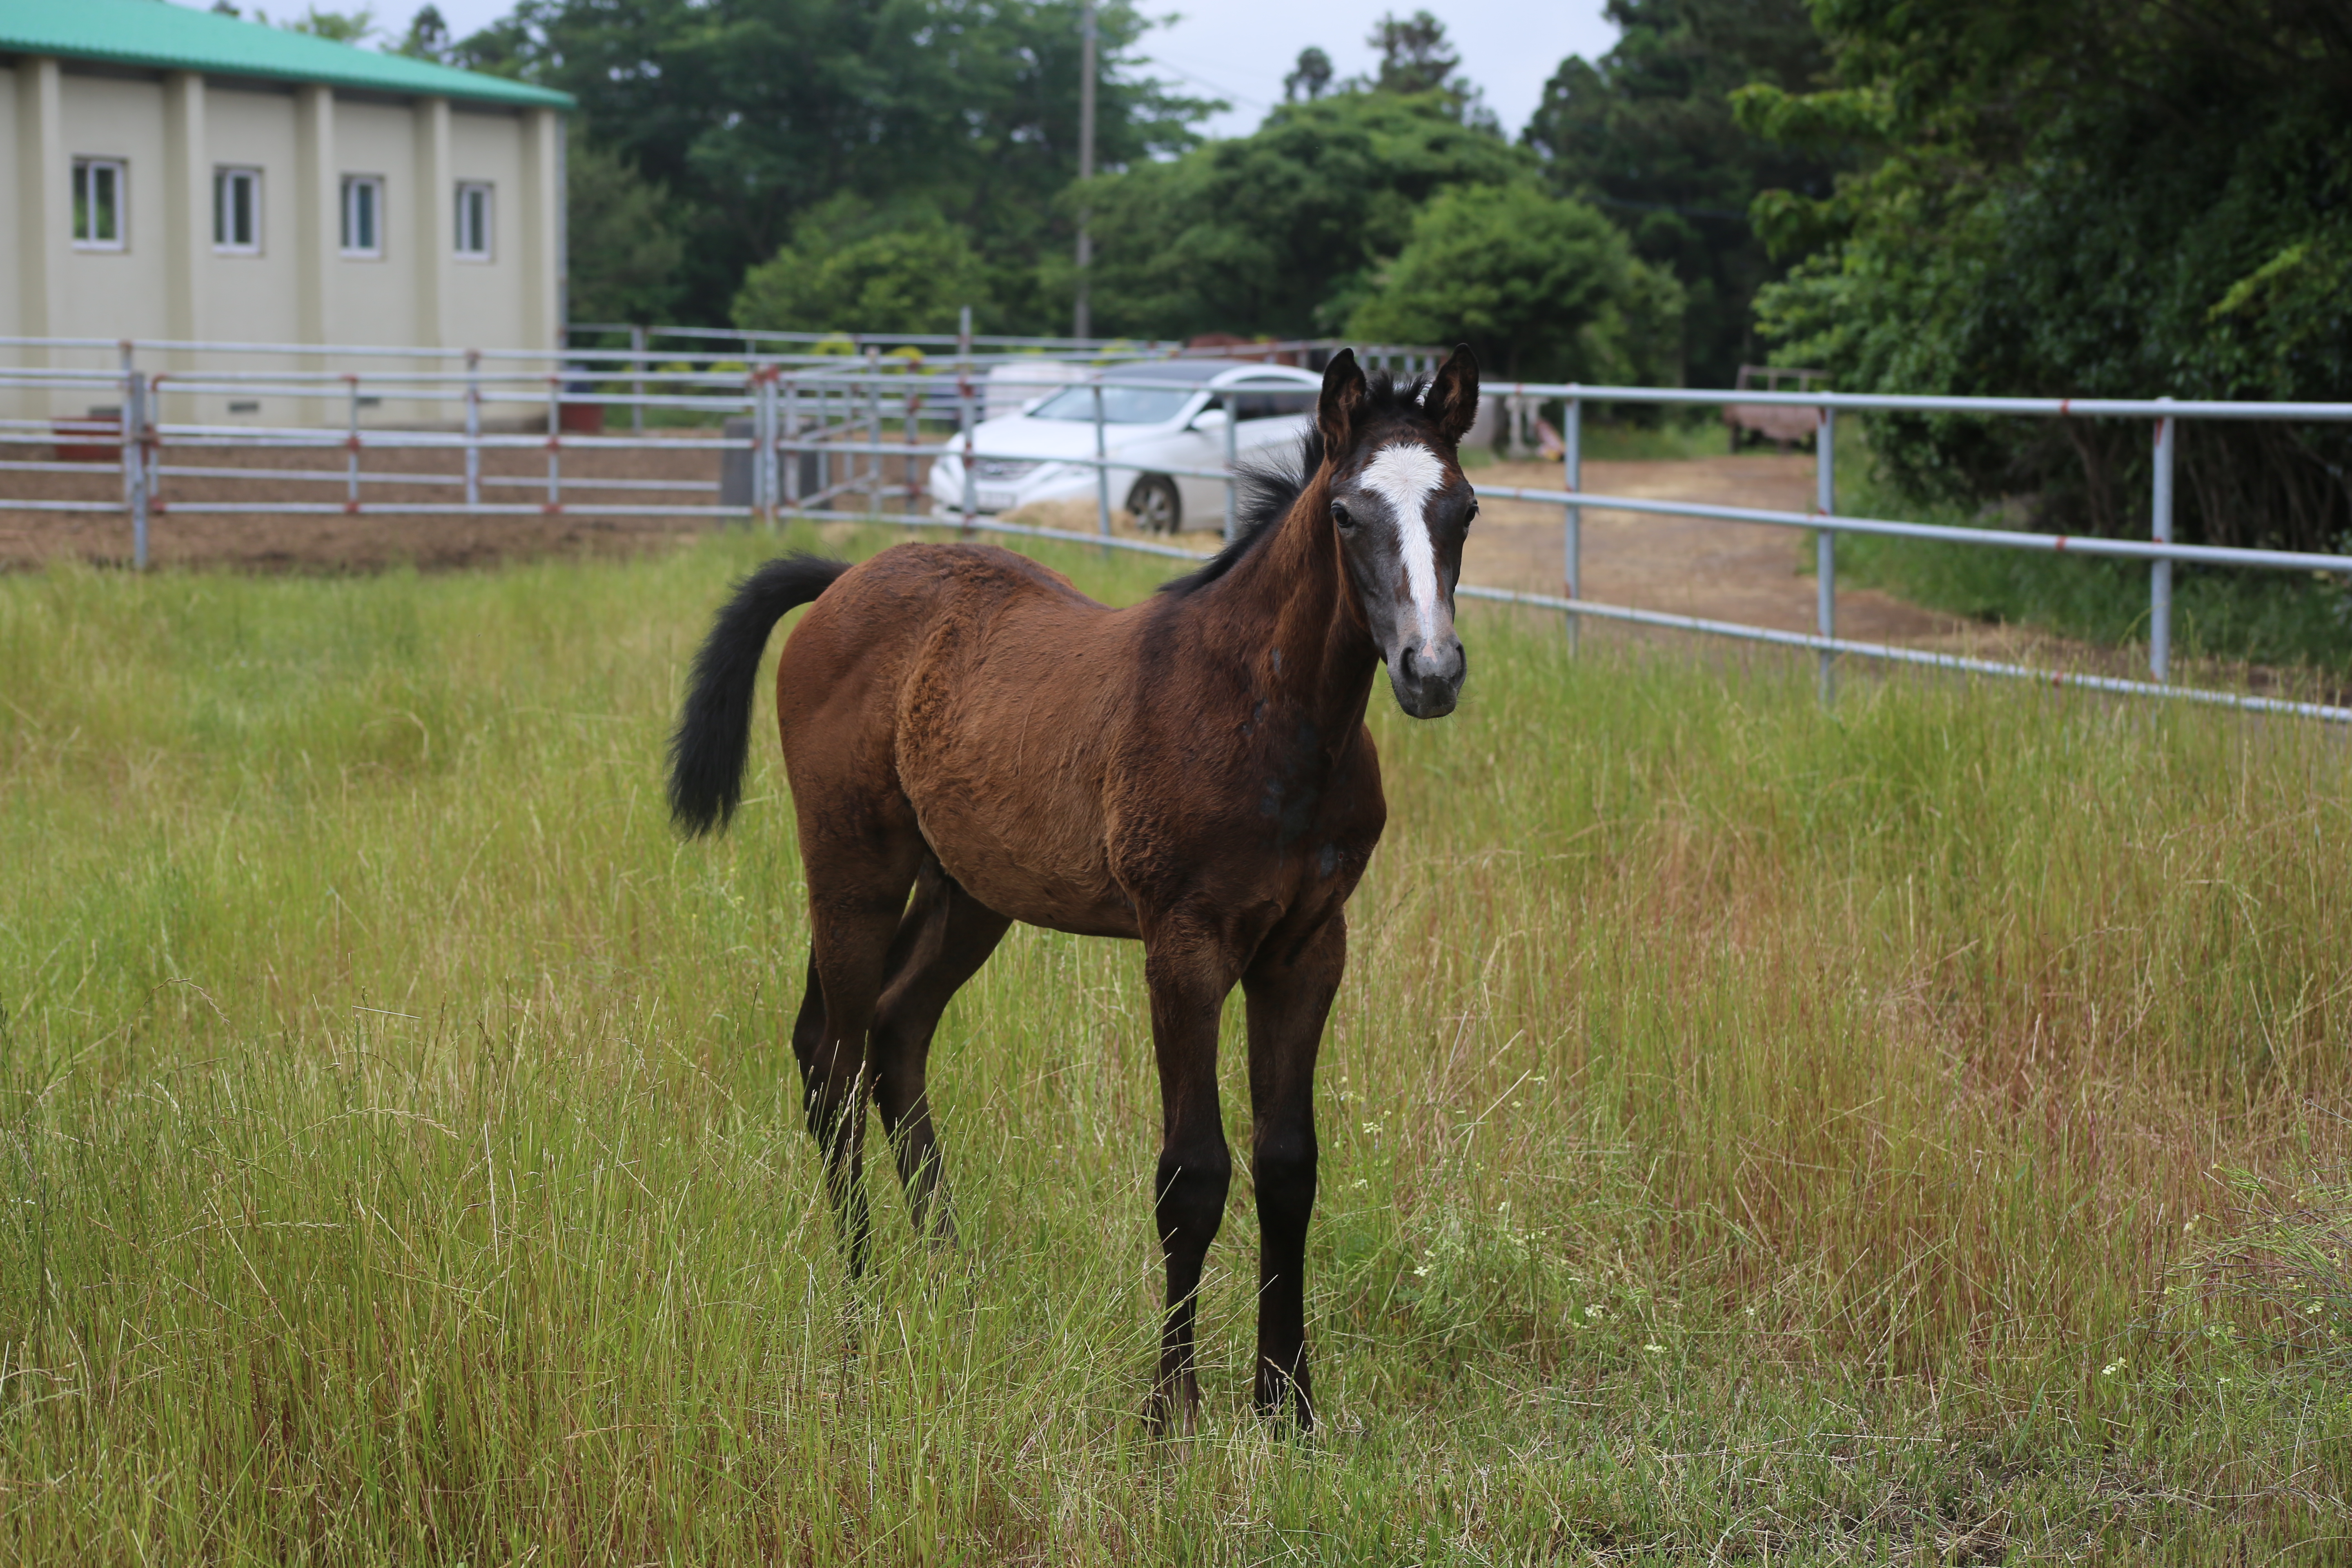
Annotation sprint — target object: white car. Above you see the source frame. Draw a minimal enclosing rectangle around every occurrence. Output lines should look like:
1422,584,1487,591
928,359,1324,535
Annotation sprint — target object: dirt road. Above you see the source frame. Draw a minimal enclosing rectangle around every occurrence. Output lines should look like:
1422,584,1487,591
1465,454,1955,642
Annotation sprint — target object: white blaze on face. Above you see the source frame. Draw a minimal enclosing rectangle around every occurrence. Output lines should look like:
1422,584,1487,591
1359,441,1449,650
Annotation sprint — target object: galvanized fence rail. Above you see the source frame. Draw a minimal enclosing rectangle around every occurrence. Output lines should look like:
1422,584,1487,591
4,338,2347,724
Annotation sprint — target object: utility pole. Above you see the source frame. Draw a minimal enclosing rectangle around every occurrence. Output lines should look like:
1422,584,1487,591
1074,0,1096,341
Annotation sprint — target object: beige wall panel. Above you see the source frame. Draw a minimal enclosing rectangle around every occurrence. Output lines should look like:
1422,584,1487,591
0,70,18,340
59,75,169,343
446,107,529,356
202,86,301,350
202,87,302,424
327,98,417,352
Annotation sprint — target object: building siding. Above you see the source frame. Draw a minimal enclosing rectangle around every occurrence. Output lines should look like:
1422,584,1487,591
2,58,563,421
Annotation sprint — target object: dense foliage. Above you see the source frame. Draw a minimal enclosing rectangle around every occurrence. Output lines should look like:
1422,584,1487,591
1346,184,1684,384
426,0,1733,374
1741,0,2352,552
1076,90,1530,341
1523,0,1843,388
447,0,1207,331
732,196,992,336
564,131,687,326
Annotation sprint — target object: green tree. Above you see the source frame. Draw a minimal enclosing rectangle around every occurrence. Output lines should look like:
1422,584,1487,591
1522,0,1842,389
1741,0,2352,553
453,0,1209,332
1368,11,1458,95
1347,183,1684,384
266,4,375,41
392,4,450,60
1078,90,1529,340
566,132,686,327
732,196,993,335
1283,47,1333,103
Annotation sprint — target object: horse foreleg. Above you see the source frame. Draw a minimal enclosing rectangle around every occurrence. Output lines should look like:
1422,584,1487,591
1141,921,1240,1433
871,862,1010,1245
1242,912,1344,1432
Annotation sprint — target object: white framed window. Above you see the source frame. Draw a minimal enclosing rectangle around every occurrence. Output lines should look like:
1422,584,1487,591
72,158,127,249
454,181,493,260
340,174,384,257
213,166,261,254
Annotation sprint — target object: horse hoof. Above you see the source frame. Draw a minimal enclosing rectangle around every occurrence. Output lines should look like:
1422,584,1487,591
1143,1383,1201,1437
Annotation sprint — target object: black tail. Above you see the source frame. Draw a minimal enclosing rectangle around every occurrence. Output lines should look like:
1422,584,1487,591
668,553,853,837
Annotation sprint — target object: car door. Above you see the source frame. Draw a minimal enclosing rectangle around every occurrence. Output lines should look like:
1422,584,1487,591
1229,376,1319,463
1117,402,1221,529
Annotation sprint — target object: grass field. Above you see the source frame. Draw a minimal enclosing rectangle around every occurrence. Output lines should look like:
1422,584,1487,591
1814,432,2352,686
4,526,2351,1564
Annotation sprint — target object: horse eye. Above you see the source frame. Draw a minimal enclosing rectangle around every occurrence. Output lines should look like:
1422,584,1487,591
1329,501,1355,531
1466,499,1479,526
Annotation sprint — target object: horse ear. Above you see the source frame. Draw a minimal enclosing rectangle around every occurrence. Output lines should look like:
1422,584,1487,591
1317,348,1368,452
1426,343,1480,445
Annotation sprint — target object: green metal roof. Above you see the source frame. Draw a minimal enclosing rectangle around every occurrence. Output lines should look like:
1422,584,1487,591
0,0,573,109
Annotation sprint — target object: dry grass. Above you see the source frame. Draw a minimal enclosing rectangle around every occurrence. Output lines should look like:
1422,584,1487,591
2,524,2350,1563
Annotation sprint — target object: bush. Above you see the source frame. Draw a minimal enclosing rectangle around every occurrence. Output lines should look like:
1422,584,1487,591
1346,183,1685,385
732,195,993,336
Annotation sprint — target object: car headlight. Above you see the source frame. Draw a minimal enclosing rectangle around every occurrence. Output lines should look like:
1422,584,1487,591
974,457,1047,482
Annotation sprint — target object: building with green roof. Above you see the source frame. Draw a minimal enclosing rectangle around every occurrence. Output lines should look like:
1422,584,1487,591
3,0,573,411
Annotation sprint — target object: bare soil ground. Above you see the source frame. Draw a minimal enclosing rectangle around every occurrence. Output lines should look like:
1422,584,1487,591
0,429,764,572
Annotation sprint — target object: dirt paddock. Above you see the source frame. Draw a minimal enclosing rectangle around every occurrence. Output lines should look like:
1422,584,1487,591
0,439,2217,684
0,429,808,572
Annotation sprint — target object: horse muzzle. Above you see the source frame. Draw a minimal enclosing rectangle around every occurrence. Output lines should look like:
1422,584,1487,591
1389,634,1467,719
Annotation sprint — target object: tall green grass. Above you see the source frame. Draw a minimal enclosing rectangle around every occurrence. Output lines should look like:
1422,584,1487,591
3,529,2350,1562
1824,434,2352,683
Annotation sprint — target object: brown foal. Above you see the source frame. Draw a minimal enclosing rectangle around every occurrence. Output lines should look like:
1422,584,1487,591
668,346,1480,1430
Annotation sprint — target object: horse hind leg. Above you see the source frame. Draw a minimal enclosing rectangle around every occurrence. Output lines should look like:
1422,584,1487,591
1138,913,1243,1434
798,823,926,1278
869,860,1011,1245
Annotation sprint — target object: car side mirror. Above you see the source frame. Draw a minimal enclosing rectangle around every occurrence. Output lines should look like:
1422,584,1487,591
1189,408,1229,432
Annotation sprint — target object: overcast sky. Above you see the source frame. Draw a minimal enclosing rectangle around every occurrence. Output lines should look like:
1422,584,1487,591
246,0,1621,144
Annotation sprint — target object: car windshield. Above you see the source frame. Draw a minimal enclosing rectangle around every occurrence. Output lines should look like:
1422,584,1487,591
1028,384,1198,425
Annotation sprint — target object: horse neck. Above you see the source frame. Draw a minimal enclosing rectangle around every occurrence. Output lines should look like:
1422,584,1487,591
1209,467,1378,726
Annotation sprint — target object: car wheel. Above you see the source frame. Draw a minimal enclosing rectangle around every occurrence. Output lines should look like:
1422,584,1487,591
1127,474,1182,535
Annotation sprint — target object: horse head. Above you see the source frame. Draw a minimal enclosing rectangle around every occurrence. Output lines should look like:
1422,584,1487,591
1316,344,1479,719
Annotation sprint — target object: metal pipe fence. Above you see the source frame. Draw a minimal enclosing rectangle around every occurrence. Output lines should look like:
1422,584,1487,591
4,339,2348,724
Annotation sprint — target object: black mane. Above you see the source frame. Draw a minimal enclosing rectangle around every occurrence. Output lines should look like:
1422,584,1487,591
1157,368,1432,598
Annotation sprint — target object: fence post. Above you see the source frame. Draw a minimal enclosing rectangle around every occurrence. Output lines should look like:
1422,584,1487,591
1562,390,1581,652
958,305,976,535
345,374,361,515
752,367,773,529
903,380,920,516
815,381,830,505
1093,377,1111,541
630,323,646,434
1816,405,1837,706
1222,395,1239,544
2151,396,2175,681
545,374,561,513
782,375,800,519
865,345,882,514
464,348,481,508
124,368,149,570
